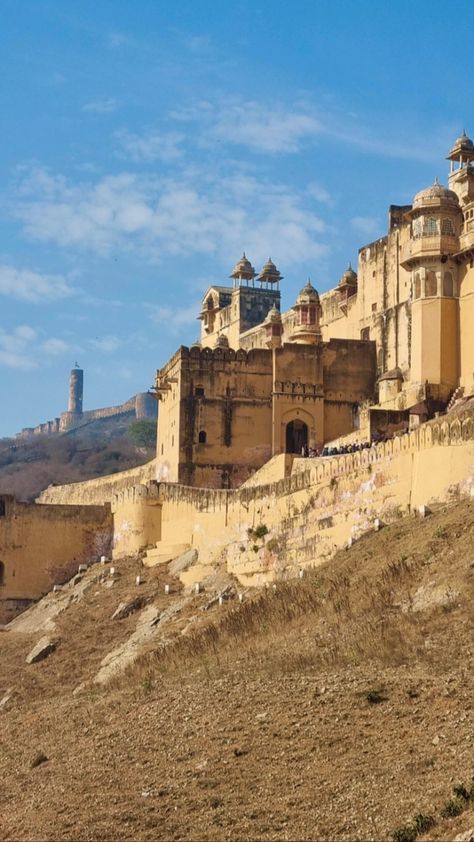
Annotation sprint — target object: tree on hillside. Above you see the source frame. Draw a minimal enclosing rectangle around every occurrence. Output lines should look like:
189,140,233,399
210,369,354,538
128,420,156,449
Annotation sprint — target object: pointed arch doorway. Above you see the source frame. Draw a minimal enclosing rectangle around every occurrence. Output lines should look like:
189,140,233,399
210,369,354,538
285,419,308,454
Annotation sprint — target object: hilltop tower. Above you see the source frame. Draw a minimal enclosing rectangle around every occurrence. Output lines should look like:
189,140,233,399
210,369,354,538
68,364,83,414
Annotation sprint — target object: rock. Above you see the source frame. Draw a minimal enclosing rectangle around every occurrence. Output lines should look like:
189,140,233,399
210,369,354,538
0,689,13,710
432,734,440,745
168,548,198,577
111,596,147,620
454,830,474,842
26,637,58,664
30,751,48,768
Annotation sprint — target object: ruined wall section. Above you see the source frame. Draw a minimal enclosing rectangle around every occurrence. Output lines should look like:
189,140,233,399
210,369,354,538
0,497,113,624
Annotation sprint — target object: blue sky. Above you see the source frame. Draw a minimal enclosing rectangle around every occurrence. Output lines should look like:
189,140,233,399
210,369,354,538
1,0,473,437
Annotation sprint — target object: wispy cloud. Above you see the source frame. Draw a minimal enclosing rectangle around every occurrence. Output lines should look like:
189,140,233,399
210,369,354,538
149,303,200,334
41,337,70,355
0,326,38,369
115,129,184,162
14,167,329,266
0,263,73,302
82,97,118,114
350,216,381,237
89,335,122,353
173,99,322,154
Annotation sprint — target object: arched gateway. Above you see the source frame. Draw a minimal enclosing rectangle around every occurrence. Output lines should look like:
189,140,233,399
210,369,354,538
286,420,308,454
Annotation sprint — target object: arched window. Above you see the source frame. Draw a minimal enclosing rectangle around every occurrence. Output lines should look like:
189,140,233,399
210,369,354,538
441,218,455,235
413,273,421,299
423,217,439,237
207,297,213,310
195,386,205,397
198,430,207,444
443,271,454,297
0,561,4,587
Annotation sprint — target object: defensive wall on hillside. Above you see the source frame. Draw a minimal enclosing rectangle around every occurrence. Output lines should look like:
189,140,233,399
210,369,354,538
16,391,157,441
110,411,474,584
37,458,158,506
0,496,112,624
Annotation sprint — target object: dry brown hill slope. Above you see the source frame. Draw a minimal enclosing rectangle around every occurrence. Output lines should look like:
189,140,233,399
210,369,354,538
1,499,474,842
0,417,155,501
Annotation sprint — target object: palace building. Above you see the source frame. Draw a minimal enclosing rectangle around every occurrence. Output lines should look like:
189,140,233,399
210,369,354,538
154,132,474,488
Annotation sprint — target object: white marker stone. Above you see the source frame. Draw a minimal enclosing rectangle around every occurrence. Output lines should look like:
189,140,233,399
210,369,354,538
165,584,170,595
299,568,304,578
136,575,142,586
78,563,87,573
100,555,107,564
194,582,201,594
218,595,224,606
110,566,115,577
238,593,244,603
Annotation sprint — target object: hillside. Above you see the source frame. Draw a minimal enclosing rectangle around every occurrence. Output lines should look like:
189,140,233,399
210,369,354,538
1,498,473,841
0,417,156,501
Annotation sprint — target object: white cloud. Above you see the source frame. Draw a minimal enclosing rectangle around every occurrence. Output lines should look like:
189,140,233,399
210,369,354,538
0,264,73,302
14,167,329,267
82,98,117,114
306,182,332,204
90,335,122,353
350,216,381,237
115,129,184,162
42,338,70,354
0,326,38,370
106,31,133,49
150,303,200,334
173,99,322,154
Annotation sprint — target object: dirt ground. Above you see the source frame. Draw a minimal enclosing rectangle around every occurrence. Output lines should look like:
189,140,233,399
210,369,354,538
1,499,473,841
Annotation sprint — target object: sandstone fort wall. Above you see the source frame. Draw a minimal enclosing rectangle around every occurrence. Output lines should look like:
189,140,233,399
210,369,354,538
111,412,474,584
0,497,113,624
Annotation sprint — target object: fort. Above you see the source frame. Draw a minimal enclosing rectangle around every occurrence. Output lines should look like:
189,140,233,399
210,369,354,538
2,130,474,621
15,364,157,440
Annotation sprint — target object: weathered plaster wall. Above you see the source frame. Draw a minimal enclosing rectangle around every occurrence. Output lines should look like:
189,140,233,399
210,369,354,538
0,497,112,624
111,412,474,584
37,458,157,506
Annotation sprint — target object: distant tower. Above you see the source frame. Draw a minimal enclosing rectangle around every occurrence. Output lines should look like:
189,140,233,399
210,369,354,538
68,364,83,415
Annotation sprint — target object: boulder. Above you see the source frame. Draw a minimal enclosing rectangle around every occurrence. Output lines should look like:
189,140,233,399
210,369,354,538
168,548,198,576
26,637,58,664
111,596,147,620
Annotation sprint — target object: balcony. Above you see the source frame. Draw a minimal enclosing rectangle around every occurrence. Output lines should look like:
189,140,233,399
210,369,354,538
400,235,459,267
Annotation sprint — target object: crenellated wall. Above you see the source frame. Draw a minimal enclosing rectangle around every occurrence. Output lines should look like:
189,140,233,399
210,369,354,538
111,410,474,582
37,458,158,506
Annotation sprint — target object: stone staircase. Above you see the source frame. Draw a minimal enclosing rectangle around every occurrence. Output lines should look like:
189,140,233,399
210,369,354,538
142,541,191,568
447,386,465,413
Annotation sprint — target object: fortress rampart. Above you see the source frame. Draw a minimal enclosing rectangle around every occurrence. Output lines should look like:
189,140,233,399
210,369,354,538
16,373,157,441
110,409,474,582
37,458,158,506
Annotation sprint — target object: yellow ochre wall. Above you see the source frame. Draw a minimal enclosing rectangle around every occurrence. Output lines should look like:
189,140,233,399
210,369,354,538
112,411,474,585
0,497,112,624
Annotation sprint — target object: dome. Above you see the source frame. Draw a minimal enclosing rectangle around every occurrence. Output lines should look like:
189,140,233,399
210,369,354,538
412,179,459,210
338,263,358,287
229,252,256,280
294,279,320,306
264,304,282,323
447,130,474,160
258,257,283,284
